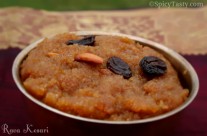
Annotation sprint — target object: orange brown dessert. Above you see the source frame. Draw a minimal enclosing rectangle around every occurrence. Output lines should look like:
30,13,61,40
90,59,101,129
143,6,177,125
20,33,189,121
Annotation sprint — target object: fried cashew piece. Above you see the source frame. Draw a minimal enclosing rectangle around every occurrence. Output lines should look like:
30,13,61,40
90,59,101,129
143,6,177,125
75,53,103,64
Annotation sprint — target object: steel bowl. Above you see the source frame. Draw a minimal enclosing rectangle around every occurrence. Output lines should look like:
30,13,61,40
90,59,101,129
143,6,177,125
12,31,199,125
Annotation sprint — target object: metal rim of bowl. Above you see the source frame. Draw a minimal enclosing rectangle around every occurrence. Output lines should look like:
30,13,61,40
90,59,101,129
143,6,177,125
12,31,199,124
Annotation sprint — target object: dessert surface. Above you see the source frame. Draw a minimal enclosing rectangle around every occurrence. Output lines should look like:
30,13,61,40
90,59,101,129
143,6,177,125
20,33,189,120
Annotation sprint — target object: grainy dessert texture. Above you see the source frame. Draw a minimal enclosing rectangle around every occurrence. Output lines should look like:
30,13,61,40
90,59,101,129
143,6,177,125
20,33,189,120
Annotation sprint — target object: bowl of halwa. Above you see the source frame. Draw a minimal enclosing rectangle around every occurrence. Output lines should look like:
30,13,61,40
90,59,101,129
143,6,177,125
12,31,199,124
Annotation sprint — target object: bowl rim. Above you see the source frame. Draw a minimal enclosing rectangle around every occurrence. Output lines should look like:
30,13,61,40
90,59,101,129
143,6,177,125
12,31,199,124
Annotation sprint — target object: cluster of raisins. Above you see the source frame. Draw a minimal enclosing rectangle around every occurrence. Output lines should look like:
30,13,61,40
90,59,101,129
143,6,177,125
106,56,167,79
66,35,167,79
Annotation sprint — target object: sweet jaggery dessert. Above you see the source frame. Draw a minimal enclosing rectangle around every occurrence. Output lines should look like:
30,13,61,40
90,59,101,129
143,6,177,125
20,33,189,121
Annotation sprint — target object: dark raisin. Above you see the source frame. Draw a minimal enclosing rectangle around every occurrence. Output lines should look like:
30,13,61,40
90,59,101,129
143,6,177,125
139,56,167,76
107,56,132,79
66,36,95,46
